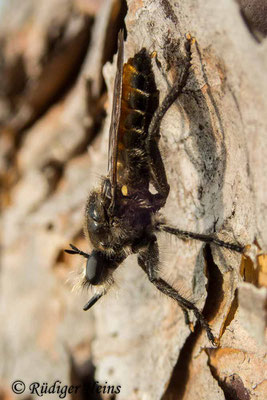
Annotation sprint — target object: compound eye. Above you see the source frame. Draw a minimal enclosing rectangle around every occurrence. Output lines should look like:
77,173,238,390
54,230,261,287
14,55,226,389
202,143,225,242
86,251,105,285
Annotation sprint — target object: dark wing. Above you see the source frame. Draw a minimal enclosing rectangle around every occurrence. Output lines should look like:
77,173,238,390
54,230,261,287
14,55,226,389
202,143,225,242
107,30,124,210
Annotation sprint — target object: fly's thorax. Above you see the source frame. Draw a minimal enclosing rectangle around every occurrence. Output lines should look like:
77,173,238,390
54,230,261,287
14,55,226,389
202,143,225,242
84,187,128,252
84,184,155,253
114,191,154,239
84,189,112,250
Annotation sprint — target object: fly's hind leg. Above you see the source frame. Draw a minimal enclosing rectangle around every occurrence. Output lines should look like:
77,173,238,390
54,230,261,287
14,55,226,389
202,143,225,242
146,36,194,209
137,235,216,345
146,133,170,209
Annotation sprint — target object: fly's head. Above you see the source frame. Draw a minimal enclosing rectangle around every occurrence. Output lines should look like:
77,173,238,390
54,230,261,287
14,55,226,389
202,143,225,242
82,180,123,287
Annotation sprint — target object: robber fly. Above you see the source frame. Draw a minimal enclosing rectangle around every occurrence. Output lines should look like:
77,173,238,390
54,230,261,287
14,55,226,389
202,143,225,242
65,30,245,345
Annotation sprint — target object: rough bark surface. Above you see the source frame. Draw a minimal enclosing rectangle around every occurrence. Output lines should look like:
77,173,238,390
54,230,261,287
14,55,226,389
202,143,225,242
0,1,266,400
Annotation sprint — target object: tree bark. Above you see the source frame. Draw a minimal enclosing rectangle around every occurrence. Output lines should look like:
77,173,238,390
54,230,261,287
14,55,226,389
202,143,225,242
0,1,266,400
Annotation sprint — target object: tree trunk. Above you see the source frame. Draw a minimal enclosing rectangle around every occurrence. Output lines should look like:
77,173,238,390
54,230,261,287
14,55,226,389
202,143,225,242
0,1,266,400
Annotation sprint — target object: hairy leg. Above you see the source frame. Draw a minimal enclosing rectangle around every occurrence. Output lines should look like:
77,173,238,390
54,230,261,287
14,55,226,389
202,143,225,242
137,236,216,345
146,37,193,208
157,223,244,253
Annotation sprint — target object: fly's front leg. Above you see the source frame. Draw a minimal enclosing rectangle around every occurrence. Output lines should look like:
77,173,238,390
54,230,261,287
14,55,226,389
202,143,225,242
137,236,216,345
146,36,194,209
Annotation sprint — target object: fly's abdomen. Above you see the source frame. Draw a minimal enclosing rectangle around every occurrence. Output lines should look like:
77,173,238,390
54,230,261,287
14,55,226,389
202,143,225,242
117,49,159,188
